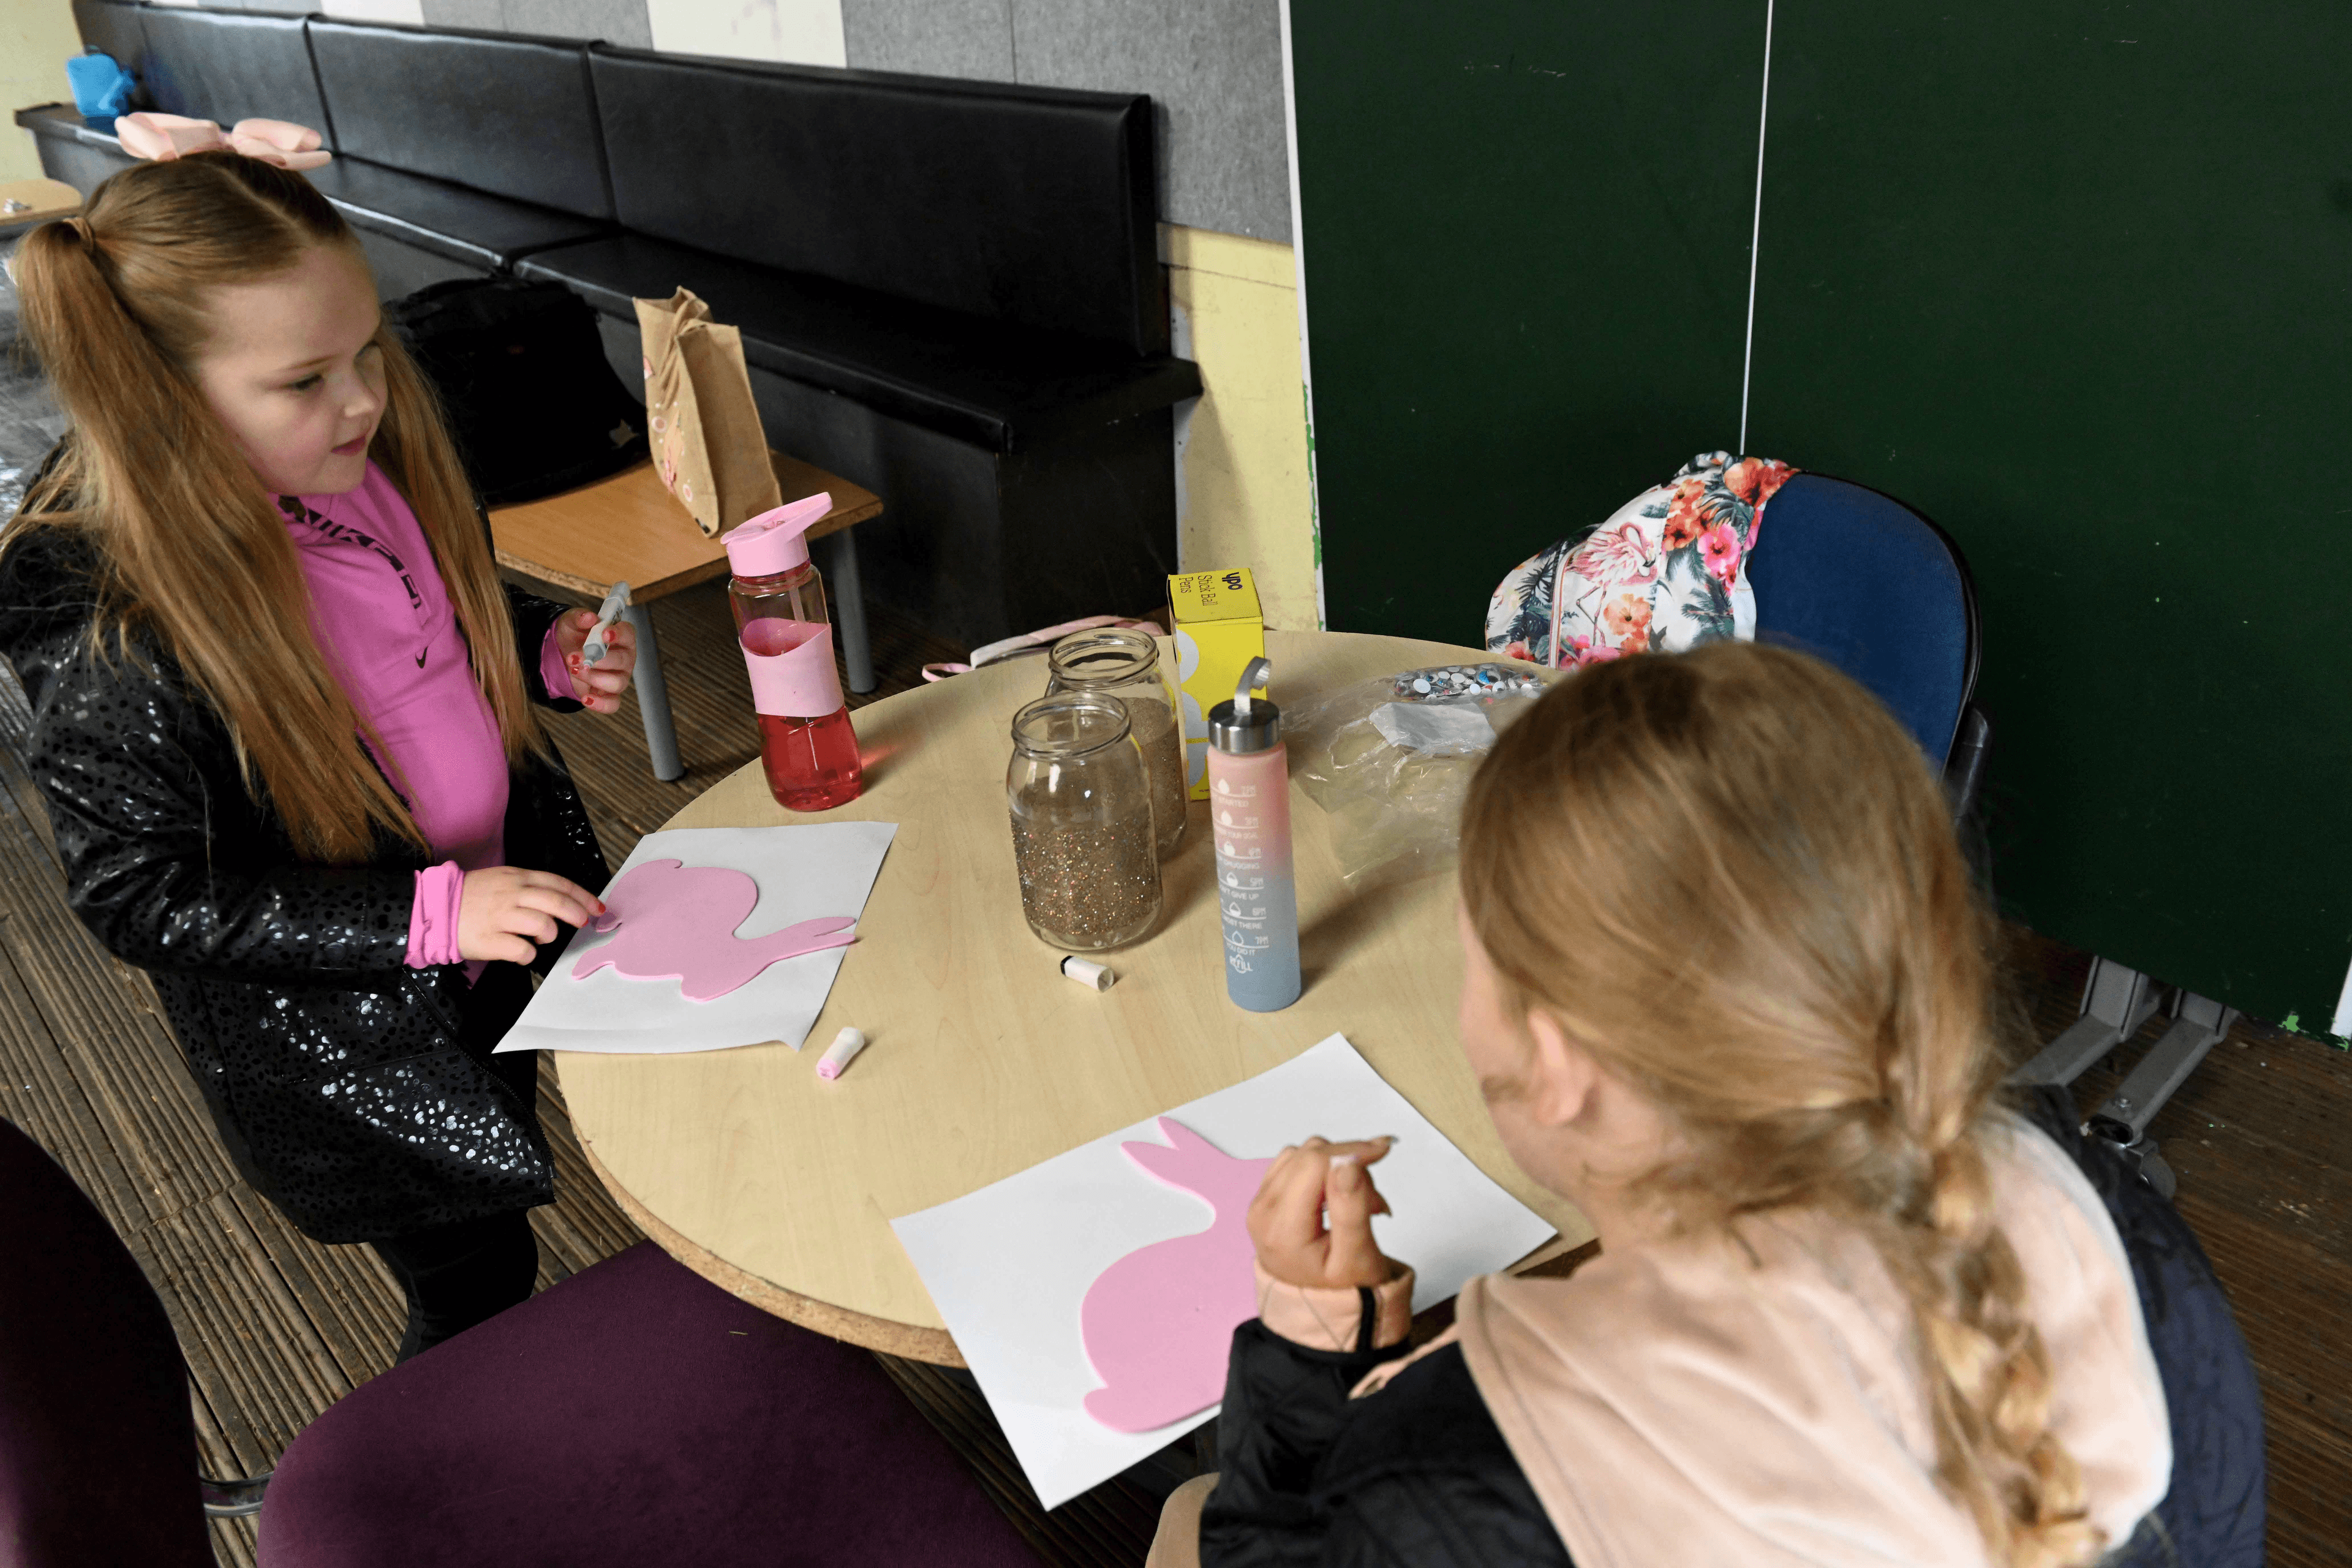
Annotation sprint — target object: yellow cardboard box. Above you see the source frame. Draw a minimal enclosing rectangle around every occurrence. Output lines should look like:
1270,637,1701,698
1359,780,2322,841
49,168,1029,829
1168,567,1266,799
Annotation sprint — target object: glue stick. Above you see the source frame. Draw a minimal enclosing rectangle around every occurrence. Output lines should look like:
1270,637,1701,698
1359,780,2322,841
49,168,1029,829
816,1026,868,1080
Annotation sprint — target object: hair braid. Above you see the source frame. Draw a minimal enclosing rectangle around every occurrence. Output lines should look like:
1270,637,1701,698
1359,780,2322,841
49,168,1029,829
1870,1117,2103,1567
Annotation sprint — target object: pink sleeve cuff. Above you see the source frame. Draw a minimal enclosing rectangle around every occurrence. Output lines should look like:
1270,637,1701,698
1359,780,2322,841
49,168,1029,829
407,860,467,968
540,625,579,702
1253,1259,1417,1352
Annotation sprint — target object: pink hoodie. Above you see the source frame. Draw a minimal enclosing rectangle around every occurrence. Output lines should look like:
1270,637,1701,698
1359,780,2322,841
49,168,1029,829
283,463,575,981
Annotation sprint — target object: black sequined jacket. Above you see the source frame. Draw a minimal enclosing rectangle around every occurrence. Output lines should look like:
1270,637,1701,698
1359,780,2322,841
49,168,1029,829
0,509,609,1245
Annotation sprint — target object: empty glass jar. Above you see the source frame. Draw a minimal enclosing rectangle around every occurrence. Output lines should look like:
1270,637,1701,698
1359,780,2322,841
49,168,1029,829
1007,692,1164,951
1044,627,1186,857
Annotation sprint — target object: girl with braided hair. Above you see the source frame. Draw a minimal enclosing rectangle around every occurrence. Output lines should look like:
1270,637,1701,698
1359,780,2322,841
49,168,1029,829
1,146,639,1361
1158,641,2263,1567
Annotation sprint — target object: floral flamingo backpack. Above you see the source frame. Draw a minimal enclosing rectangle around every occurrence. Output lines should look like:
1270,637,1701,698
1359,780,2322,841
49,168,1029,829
1485,451,1795,669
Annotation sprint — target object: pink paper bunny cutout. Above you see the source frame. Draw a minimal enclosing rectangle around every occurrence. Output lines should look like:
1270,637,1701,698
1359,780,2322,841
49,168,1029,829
1080,1118,1273,1433
569,859,854,1002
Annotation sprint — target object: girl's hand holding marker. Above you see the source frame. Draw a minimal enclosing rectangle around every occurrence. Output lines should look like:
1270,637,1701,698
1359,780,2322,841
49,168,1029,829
1247,1134,1400,1291
555,601,639,715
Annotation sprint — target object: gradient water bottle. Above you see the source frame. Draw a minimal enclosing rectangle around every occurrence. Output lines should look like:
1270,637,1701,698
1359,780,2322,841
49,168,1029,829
1206,658,1300,1011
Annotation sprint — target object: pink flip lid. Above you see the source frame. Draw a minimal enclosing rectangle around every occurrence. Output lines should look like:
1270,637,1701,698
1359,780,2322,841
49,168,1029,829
722,492,834,576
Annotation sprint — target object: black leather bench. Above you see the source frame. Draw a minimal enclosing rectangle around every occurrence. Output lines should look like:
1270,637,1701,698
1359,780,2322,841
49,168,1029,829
304,19,617,293
17,2,1199,646
21,12,611,296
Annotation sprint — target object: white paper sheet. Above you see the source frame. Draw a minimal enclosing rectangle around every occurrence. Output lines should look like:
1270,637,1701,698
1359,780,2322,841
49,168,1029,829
495,823,896,1055
890,1033,1557,1509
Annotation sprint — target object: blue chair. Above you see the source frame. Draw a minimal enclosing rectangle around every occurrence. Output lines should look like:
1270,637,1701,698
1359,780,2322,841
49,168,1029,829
1744,473,1992,821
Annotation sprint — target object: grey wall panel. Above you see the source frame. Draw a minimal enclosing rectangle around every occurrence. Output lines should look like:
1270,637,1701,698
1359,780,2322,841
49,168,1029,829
421,0,508,30
383,0,1287,239
842,0,1015,81
1008,0,1287,240
505,0,654,47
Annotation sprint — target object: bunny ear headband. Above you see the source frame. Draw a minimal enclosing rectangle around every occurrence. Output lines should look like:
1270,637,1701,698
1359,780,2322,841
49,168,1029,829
115,112,332,172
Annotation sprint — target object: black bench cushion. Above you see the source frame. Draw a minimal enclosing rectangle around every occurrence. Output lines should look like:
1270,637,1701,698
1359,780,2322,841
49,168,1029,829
9,105,601,274
71,1,149,87
304,158,609,273
15,102,126,153
137,8,331,139
517,232,1200,454
589,48,1164,358
307,21,614,222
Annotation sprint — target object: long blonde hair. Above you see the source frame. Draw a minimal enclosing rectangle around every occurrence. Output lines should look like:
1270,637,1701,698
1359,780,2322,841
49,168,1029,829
1460,642,2101,1568
7,151,545,864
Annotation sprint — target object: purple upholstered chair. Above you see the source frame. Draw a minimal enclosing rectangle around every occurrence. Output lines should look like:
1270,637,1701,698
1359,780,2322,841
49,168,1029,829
257,1240,1039,1566
0,1113,1034,1566
0,1115,257,1567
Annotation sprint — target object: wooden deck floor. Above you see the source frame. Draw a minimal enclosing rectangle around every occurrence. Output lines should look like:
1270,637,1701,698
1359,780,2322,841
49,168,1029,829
1,528,2345,1560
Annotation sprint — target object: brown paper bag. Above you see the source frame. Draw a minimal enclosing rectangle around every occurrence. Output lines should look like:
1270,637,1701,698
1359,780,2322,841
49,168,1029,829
635,288,782,537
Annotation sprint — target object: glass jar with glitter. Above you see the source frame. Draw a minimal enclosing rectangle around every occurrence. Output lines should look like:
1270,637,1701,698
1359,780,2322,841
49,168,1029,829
1043,627,1187,857
1007,692,1165,951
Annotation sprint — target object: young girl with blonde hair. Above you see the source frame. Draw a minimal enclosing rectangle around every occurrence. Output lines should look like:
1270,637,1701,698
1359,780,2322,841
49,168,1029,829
1169,641,2263,1567
1,146,640,1361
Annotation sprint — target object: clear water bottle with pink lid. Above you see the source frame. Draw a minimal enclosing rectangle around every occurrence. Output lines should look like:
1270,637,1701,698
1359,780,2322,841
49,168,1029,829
723,494,862,811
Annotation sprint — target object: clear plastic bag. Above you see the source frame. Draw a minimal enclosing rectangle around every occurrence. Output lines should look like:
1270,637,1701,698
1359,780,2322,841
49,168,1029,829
1288,665,1550,889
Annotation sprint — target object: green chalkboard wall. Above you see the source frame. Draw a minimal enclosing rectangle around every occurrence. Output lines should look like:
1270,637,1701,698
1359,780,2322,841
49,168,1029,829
1292,1,2352,1028
1291,1,1765,626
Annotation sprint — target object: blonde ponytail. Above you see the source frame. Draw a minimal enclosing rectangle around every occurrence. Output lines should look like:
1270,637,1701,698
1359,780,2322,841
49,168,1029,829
7,151,546,864
1460,642,2103,1567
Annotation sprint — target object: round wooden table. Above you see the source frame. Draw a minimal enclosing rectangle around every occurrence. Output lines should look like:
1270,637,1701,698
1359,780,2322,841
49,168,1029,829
556,628,1593,1365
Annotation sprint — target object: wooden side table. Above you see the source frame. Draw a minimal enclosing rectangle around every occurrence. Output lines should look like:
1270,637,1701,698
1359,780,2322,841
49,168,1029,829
0,178,83,236
489,450,882,781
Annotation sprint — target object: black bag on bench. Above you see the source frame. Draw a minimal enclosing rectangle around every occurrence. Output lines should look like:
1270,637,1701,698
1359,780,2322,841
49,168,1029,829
386,277,648,507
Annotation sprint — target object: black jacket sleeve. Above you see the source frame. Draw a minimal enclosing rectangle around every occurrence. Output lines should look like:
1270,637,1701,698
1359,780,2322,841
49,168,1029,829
1200,1320,1573,1568
2,563,416,982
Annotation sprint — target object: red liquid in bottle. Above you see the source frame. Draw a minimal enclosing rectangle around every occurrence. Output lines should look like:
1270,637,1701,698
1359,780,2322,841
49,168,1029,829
757,708,862,810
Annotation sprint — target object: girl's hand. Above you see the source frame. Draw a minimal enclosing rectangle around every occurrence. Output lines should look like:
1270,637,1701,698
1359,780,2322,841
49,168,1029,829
554,609,638,715
1248,1136,1400,1290
458,867,605,965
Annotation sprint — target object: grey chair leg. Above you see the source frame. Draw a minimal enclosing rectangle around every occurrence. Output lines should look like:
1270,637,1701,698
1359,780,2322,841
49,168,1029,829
2087,992,2237,1150
624,600,684,782
816,528,877,695
2009,957,2163,1087
200,1469,271,1519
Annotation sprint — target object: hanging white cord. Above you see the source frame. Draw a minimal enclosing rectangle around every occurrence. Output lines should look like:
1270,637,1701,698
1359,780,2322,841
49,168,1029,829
1738,0,1776,453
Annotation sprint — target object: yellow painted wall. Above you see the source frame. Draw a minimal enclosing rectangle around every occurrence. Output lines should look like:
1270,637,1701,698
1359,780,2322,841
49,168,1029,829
1164,225,1319,631
2,0,80,186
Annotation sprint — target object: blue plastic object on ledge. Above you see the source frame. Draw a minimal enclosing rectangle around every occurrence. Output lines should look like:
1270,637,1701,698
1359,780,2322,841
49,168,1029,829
65,52,135,120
